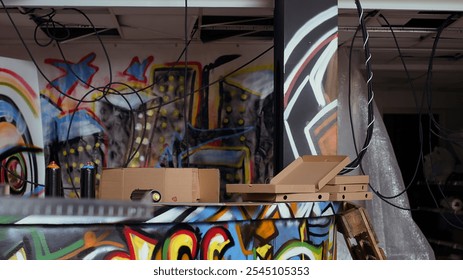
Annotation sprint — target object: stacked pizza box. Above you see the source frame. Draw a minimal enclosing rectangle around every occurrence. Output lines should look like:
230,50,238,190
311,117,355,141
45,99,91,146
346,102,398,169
323,174,371,201
226,155,372,202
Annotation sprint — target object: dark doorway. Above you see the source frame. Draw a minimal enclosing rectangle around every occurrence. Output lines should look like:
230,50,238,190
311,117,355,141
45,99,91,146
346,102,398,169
384,113,463,259
383,113,437,188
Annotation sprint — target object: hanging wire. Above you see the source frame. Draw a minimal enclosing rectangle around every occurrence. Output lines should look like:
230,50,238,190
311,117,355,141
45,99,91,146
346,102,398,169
340,0,375,175
1,1,275,193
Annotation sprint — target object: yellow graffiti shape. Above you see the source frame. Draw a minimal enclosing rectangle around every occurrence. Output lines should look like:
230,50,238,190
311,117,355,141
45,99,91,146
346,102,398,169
129,232,157,260
205,233,231,260
255,244,272,260
165,230,196,260
8,246,27,260
105,228,158,260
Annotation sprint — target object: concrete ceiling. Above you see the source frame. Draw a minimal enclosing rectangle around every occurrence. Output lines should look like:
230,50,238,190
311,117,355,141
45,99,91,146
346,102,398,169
0,2,463,93
338,9,463,93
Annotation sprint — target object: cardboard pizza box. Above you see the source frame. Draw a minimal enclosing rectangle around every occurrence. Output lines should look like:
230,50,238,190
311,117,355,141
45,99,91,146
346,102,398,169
226,155,350,195
321,184,368,193
243,192,330,202
226,183,317,194
327,175,369,185
99,168,220,203
329,192,373,201
271,155,350,189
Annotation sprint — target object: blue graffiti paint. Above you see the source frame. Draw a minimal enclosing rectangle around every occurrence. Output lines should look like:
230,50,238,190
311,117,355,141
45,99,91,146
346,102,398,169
47,53,98,94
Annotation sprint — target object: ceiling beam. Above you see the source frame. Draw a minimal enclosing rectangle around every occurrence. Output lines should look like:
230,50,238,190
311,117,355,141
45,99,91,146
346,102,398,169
4,0,463,11
1,0,274,8
338,0,463,11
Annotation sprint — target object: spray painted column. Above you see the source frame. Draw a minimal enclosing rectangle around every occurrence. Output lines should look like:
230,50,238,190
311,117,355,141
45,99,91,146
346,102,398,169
274,0,339,171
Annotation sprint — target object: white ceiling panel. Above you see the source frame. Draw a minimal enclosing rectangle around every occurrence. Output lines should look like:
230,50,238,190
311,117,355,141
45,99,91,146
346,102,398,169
117,14,198,40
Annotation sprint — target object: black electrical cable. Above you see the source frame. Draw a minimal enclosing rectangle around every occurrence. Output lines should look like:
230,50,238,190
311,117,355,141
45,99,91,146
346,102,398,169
44,8,118,105
346,17,414,212
120,25,198,167
359,13,423,200
340,0,375,175
51,18,198,170
2,2,273,187
143,45,274,112
62,84,147,198
423,14,463,144
0,2,97,103
0,146,44,188
137,45,273,167
351,11,463,224
420,13,463,229
0,161,44,188
344,11,463,221
62,89,99,198
8,4,206,171
30,9,70,47
52,34,148,189
2,4,150,108
65,8,114,89
54,7,203,168
344,6,416,210
183,0,190,167
10,5,199,105
18,6,150,170
421,169,463,230
144,98,163,167
111,24,197,166
368,13,447,212
56,6,201,101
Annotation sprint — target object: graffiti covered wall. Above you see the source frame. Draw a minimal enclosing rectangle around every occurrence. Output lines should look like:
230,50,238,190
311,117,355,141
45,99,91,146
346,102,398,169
30,43,274,200
0,201,339,260
278,0,339,168
0,56,45,195
0,1,340,202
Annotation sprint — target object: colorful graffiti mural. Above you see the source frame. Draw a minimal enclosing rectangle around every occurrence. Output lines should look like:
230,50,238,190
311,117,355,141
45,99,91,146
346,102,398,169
0,56,45,196
39,49,274,200
0,201,339,260
0,1,345,262
280,0,339,167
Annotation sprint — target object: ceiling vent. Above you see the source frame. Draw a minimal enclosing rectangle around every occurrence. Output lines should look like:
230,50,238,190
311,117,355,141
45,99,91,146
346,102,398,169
20,8,121,43
403,18,455,29
38,25,120,42
199,15,273,42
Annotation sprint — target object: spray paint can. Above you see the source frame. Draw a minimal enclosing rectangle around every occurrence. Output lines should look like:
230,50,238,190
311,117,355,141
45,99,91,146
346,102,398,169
80,162,96,198
45,161,62,197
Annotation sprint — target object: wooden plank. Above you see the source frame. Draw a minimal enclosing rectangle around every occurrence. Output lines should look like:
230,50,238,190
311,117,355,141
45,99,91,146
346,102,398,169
337,205,386,260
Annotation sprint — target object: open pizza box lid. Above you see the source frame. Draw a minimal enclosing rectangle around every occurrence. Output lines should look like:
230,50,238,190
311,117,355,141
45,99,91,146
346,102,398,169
226,155,350,194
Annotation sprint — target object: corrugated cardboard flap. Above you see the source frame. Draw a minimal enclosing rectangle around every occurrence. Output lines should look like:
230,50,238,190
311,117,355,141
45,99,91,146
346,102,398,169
270,155,350,189
198,169,220,203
